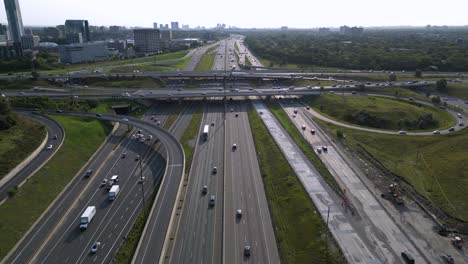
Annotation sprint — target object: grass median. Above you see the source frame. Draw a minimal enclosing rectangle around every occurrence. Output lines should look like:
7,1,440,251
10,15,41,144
0,115,111,259
308,94,455,131
163,105,184,130
247,106,344,264
180,106,202,170
322,121,468,222
195,46,218,71
0,114,46,181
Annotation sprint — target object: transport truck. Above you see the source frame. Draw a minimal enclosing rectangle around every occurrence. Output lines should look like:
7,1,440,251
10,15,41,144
80,206,96,230
108,185,120,201
203,125,209,140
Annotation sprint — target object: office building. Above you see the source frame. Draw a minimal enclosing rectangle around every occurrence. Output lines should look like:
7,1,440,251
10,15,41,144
66,32,83,44
57,25,65,38
59,42,109,64
43,27,60,39
107,40,127,53
171,22,179,30
182,25,189,30
4,0,24,43
65,20,90,42
340,26,364,35
21,34,40,49
0,23,8,35
133,28,161,54
109,26,121,32
153,23,158,29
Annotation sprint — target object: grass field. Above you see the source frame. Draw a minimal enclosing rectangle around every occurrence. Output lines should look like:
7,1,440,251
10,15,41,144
0,79,59,90
322,122,468,221
446,83,468,100
35,50,189,75
163,105,184,130
248,106,344,264
0,114,46,181
195,46,218,71
0,115,111,259
308,94,455,131
180,106,202,170
267,101,342,194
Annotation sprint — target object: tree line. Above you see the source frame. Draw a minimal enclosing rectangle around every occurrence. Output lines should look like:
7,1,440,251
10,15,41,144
243,29,468,71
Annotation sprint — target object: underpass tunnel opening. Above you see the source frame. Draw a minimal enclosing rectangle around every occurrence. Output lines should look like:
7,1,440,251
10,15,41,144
111,104,133,115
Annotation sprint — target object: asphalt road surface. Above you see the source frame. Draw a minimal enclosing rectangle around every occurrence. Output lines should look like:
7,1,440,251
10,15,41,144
169,100,225,264
5,109,184,264
132,103,196,264
224,100,280,264
0,111,64,201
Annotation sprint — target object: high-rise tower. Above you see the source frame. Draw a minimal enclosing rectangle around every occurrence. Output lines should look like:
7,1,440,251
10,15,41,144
3,0,24,43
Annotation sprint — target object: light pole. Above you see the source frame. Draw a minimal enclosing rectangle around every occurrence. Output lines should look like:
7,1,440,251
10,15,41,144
139,158,146,216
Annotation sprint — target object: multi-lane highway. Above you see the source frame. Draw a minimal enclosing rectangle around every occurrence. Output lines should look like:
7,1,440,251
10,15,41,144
4,108,185,264
0,111,64,201
224,100,280,263
132,103,196,264
169,100,225,264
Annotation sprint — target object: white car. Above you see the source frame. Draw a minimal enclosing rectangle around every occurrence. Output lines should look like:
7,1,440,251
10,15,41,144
122,118,129,122
46,144,53,150
236,209,242,218
90,242,101,253
398,130,407,135
432,130,441,135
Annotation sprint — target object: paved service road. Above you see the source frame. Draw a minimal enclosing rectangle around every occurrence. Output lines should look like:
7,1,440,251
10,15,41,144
169,101,225,264
224,100,280,264
0,111,64,201
280,99,440,263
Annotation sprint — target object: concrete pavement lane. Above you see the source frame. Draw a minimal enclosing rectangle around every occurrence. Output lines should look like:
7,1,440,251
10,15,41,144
224,100,280,264
0,111,64,201
169,101,225,264
252,99,381,263
280,99,439,263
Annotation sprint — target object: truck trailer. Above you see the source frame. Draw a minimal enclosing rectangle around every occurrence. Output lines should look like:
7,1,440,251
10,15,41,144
108,185,120,201
80,206,96,230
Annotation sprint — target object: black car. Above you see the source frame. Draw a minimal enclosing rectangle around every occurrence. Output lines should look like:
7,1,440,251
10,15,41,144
401,252,415,264
96,113,102,117
56,109,63,113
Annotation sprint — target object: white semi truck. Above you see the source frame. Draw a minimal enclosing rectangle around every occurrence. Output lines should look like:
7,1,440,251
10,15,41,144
203,125,209,141
108,185,120,201
80,206,96,230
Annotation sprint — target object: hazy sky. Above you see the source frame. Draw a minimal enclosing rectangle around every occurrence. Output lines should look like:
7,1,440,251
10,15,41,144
1,0,467,28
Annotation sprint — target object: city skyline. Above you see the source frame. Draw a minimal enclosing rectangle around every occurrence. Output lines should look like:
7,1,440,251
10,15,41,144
1,0,468,28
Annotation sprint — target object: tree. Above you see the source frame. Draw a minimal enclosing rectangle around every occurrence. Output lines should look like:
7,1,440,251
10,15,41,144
31,71,40,80
336,130,344,138
86,99,99,109
415,69,423,78
0,98,11,115
389,73,397,82
431,96,441,104
436,79,447,92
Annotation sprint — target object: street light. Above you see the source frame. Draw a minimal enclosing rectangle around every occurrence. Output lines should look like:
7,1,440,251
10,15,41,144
139,158,146,216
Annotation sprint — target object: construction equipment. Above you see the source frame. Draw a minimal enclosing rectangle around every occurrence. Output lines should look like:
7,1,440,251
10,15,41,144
451,236,465,249
381,182,404,205
441,254,455,264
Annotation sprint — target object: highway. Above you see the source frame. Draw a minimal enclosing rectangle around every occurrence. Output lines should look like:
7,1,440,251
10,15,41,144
279,99,443,262
5,108,185,264
184,42,223,71
0,111,64,201
224,100,280,263
132,103,196,264
169,100,225,264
